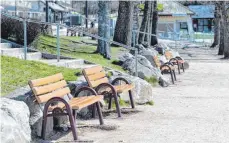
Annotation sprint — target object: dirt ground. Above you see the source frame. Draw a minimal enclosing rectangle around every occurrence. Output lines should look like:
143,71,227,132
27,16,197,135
50,47,229,143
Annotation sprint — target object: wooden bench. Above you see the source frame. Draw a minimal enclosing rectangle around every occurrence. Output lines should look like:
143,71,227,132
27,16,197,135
82,65,135,117
165,51,185,73
29,73,104,140
153,56,177,84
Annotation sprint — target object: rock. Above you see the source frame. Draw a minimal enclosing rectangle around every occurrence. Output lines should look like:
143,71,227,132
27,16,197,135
118,52,134,62
183,61,189,69
140,48,159,67
25,94,54,137
110,75,154,104
0,98,31,143
5,86,68,138
120,54,170,86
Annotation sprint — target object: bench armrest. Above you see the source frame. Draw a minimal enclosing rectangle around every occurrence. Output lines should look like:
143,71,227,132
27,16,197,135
111,77,131,85
43,97,72,113
74,86,98,97
175,56,184,61
95,82,117,95
163,62,174,66
169,58,179,65
160,64,172,71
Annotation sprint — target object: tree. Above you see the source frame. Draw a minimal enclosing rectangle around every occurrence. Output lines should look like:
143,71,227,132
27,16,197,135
218,2,226,55
138,1,150,44
211,3,220,48
97,1,111,59
151,1,158,46
132,2,140,46
113,1,134,45
223,5,229,58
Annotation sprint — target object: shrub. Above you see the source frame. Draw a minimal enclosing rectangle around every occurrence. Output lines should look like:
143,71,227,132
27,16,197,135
1,14,51,45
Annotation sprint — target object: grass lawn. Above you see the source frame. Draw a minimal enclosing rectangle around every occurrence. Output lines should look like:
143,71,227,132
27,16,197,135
31,35,126,72
1,56,80,96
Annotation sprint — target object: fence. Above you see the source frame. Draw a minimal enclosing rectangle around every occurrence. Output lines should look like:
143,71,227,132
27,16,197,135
2,12,160,78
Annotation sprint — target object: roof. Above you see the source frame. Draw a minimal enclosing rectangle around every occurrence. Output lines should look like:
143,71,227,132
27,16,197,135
158,1,194,16
188,5,215,18
40,0,66,12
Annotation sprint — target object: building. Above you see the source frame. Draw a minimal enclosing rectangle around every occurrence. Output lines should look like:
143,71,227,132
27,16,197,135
1,0,69,23
188,5,215,33
157,1,194,39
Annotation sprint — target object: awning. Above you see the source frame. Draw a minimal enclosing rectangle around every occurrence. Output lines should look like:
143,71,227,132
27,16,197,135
40,0,66,12
48,2,65,12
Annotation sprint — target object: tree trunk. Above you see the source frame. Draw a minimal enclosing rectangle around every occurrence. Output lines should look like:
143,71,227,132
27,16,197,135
97,1,111,59
132,2,140,46
151,1,158,46
211,3,220,48
138,1,150,44
218,2,225,55
223,6,229,58
113,1,134,46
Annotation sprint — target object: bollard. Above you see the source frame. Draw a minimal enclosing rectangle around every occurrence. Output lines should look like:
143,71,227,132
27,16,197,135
23,19,27,60
56,24,60,62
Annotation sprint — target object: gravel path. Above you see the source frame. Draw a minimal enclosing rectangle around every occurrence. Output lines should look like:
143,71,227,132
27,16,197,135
55,48,229,143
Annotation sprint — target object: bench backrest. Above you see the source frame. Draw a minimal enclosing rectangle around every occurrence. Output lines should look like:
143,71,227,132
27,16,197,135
165,51,173,60
82,65,109,88
153,56,161,68
28,73,70,104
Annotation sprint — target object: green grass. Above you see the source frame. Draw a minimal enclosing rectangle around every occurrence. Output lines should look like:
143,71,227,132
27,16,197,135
146,100,154,106
32,35,126,72
1,56,81,96
194,33,214,40
144,76,158,87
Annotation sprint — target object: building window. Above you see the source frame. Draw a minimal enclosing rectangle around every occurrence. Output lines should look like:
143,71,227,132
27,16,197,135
194,18,213,33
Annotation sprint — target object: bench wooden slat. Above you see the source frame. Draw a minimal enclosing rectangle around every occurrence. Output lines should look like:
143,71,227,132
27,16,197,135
165,51,173,60
114,84,134,93
153,56,161,67
83,66,103,75
29,73,64,87
71,95,103,109
48,96,103,110
32,80,67,96
89,77,109,88
87,72,106,81
36,87,70,103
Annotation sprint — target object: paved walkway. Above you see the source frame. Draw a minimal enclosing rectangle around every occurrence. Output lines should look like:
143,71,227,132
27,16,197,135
53,48,229,143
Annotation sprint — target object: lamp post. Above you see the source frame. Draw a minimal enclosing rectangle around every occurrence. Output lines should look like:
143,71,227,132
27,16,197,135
85,0,88,28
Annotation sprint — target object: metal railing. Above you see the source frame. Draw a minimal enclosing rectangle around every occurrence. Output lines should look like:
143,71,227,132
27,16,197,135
2,12,157,77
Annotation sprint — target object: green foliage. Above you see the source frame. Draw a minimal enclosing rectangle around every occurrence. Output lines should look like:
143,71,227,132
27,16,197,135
112,98,129,108
138,4,145,10
32,35,126,72
157,4,164,11
1,56,80,96
106,71,113,78
144,76,158,87
146,100,154,106
138,3,164,11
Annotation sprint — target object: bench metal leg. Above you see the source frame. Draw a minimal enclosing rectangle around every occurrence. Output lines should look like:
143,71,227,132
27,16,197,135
68,110,77,140
177,63,181,74
92,104,96,118
128,90,135,108
41,113,48,140
182,63,185,72
173,70,177,81
96,102,104,125
113,92,122,117
169,70,175,84
108,95,112,110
